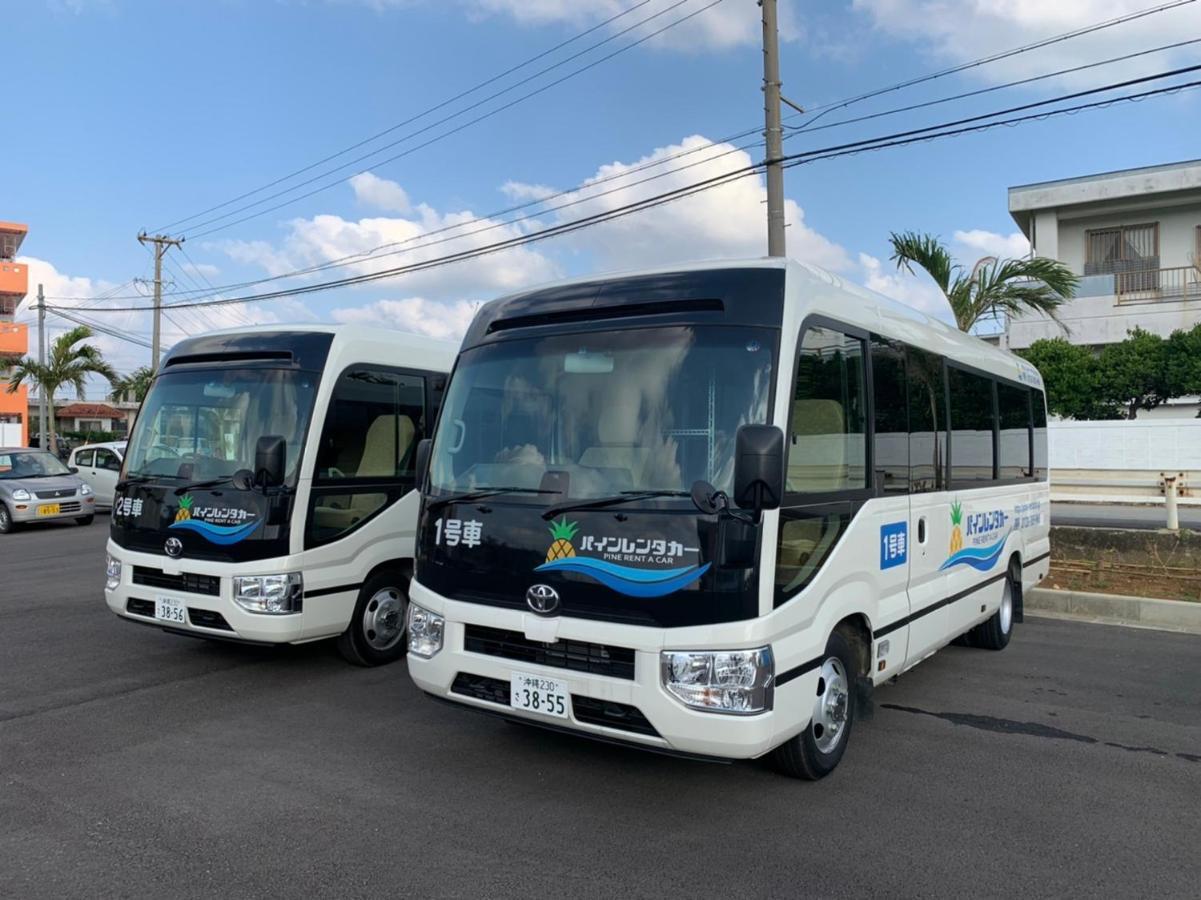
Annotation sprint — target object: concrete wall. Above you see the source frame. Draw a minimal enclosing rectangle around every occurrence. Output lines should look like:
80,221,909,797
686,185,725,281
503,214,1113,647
1049,419,1201,470
1007,291,1201,349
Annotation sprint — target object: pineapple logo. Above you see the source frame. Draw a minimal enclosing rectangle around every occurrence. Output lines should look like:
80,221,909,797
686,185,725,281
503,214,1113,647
545,518,579,563
949,499,964,553
175,494,194,524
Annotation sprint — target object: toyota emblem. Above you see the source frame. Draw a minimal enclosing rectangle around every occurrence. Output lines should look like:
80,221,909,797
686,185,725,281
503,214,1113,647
164,537,183,558
525,583,560,616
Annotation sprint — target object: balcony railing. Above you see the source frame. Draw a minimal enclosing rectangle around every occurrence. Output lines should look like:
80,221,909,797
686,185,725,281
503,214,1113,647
1115,266,1201,305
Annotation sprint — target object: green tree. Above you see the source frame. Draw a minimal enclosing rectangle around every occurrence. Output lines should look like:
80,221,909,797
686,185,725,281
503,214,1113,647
1019,338,1120,420
888,231,1079,332
1099,328,1170,420
1165,323,1201,411
112,365,155,404
6,325,118,448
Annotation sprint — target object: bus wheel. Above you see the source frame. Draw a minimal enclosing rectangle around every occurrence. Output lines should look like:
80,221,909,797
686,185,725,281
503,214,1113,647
970,562,1018,651
769,630,856,780
336,571,410,666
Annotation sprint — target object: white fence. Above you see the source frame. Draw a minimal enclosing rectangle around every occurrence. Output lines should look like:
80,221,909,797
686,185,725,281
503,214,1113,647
1049,419,1201,508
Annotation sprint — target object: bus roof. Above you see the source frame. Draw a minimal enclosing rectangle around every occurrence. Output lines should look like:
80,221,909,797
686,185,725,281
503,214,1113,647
469,258,1041,390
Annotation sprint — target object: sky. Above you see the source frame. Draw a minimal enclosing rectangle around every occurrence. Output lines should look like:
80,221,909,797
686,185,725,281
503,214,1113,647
4,0,1200,395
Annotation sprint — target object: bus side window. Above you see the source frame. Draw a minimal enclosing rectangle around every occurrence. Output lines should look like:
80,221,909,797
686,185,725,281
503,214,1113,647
1032,390,1049,481
997,381,1032,479
947,367,997,485
307,366,426,546
906,347,947,493
871,337,908,494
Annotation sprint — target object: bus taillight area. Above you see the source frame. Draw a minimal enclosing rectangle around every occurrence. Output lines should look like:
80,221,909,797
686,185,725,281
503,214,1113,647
404,581,798,761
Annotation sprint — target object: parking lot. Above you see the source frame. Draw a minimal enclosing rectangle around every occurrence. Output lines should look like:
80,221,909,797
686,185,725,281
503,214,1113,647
2,519,1199,898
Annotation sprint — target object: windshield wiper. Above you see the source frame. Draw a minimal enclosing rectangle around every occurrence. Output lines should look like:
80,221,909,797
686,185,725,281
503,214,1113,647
541,490,693,520
173,473,252,495
425,486,559,513
118,473,184,490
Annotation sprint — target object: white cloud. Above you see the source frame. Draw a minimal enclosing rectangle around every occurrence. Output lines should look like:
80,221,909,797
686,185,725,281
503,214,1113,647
500,180,556,202
953,229,1030,260
331,297,478,341
349,172,412,213
179,260,221,280
853,0,1201,83
463,0,799,51
859,251,953,320
506,134,850,271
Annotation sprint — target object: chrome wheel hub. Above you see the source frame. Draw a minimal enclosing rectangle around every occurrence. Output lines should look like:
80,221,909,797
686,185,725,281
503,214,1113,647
812,657,850,754
362,588,405,651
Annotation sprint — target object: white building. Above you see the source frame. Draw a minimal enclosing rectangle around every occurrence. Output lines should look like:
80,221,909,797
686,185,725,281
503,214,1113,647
1006,158,1201,349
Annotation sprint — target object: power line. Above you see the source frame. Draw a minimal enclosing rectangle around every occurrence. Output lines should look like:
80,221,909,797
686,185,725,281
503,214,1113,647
183,0,726,239
787,36,1201,135
152,0,655,234
787,0,1196,131
58,76,1201,316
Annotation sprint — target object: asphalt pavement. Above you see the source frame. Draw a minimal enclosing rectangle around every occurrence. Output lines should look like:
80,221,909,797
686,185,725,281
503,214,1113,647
2,519,1200,898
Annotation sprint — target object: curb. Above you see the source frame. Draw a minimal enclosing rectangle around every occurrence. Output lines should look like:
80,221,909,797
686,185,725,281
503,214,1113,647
1026,587,1201,636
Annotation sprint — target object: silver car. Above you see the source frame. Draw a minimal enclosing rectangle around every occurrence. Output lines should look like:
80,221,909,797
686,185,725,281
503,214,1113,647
0,447,97,533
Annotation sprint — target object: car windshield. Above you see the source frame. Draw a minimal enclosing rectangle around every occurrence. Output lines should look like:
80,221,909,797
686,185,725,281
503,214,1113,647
124,367,319,484
0,450,72,479
430,325,775,502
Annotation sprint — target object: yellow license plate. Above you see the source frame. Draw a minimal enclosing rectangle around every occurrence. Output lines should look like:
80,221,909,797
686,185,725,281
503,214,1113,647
37,503,61,516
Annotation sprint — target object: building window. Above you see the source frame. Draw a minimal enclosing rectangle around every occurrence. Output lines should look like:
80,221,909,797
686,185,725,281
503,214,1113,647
1085,223,1159,283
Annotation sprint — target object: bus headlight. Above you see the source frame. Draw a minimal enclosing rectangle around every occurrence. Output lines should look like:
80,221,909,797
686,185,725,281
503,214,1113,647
233,573,303,614
105,553,122,591
407,602,444,658
661,647,774,714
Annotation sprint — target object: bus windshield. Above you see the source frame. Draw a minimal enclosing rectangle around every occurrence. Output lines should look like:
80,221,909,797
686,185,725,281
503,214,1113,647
124,367,319,485
430,325,775,502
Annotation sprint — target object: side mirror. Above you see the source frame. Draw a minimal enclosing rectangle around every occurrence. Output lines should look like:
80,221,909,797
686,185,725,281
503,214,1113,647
414,438,432,493
69,466,79,474
733,424,784,514
255,435,286,487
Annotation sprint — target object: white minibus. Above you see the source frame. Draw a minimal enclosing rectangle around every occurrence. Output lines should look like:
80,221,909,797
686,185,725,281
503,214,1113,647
406,259,1051,777
105,324,456,666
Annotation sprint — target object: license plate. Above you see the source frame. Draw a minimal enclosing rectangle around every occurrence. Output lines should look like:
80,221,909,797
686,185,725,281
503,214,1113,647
155,595,187,625
510,672,570,719
37,503,61,516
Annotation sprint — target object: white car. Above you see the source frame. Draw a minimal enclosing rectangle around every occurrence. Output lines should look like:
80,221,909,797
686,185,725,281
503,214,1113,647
68,441,127,509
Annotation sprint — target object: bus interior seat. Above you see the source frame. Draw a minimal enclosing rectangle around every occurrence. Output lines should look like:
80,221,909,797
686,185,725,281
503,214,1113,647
578,395,652,488
312,415,415,533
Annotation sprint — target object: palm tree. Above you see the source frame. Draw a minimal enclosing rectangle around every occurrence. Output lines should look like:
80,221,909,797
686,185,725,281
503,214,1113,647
888,231,1079,333
112,366,155,404
6,325,118,449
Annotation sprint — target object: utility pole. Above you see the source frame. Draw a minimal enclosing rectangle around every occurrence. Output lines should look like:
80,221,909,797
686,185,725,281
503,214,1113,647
761,0,786,257
137,232,183,371
37,283,48,450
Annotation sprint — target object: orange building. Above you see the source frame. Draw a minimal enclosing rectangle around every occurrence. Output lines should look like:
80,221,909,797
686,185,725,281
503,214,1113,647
0,221,30,446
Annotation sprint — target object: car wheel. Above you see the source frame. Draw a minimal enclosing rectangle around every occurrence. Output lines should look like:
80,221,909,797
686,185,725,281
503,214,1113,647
75,515,95,526
0,502,13,534
969,561,1018,651
336,570,410,667
769,629,857,780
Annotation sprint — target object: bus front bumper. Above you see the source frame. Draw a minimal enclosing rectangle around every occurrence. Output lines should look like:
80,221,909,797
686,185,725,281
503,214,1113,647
103,541,306,645
405,580,803,762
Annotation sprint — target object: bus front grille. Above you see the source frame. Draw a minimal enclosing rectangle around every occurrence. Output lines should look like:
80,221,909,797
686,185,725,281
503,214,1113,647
133,566,220,597
463,624,636,680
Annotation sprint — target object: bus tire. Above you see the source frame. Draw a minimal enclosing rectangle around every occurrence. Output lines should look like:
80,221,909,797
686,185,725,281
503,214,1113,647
336,570,410,667
769,630,856,780
970,561,1018,651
